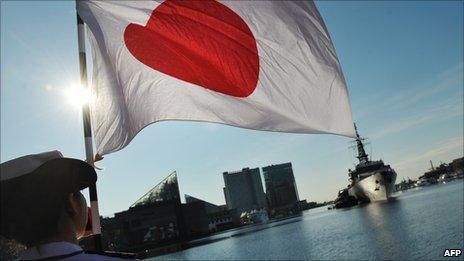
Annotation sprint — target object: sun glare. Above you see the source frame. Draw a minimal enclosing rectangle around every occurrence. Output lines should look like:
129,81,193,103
66,84,93,108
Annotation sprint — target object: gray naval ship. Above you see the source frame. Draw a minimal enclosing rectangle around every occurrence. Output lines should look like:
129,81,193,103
347,124,397,202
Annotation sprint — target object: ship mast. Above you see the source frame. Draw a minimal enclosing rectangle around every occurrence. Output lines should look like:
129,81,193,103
354,123,369,164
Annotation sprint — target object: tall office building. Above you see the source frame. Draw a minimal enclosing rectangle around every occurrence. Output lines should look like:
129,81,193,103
223,167,267,213
263,163,299,211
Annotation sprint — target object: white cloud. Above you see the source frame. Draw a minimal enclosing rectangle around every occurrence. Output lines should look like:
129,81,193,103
354,62,463,121
371,95,463,139
44,84,54,92
388,62,463,107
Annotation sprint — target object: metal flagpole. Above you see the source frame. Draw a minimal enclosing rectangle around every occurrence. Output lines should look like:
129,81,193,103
76,4,103,252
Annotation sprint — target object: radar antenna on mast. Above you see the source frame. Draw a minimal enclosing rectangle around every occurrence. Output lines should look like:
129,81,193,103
354,123,369,164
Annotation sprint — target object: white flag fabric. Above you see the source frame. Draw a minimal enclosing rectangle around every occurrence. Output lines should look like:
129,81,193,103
77,0,355,156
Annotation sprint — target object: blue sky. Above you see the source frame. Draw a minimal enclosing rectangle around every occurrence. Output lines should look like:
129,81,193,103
1,1,462,217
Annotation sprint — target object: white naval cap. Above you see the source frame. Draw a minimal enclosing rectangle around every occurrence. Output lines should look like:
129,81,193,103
0,150,63,181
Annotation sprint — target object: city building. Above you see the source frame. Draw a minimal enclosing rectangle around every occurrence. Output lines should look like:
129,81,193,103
184,194,240,232
262,163,300,214
223,167,267,214
92,171,212,253
86,172,242,255
207,208,240,232
185,194,223,214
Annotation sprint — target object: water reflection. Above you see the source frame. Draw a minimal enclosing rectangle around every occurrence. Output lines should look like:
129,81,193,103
356,198,412,259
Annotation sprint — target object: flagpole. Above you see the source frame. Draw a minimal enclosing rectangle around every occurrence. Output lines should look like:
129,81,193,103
76,5,103,252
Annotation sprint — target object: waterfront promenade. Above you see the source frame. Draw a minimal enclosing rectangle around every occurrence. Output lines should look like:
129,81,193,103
151,180,463,260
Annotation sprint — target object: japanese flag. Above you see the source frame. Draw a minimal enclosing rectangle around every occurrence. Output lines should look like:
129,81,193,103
77,0,355,156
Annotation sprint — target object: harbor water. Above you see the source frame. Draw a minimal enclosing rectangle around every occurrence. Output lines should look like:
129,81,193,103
151,180,463,260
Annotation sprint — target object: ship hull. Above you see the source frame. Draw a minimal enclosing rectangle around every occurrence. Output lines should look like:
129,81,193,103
348,171,397,202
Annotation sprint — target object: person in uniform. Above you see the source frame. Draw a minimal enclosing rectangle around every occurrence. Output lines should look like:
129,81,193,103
0,150,126,260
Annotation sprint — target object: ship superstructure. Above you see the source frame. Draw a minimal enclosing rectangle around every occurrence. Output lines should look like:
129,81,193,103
347,124,397,202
